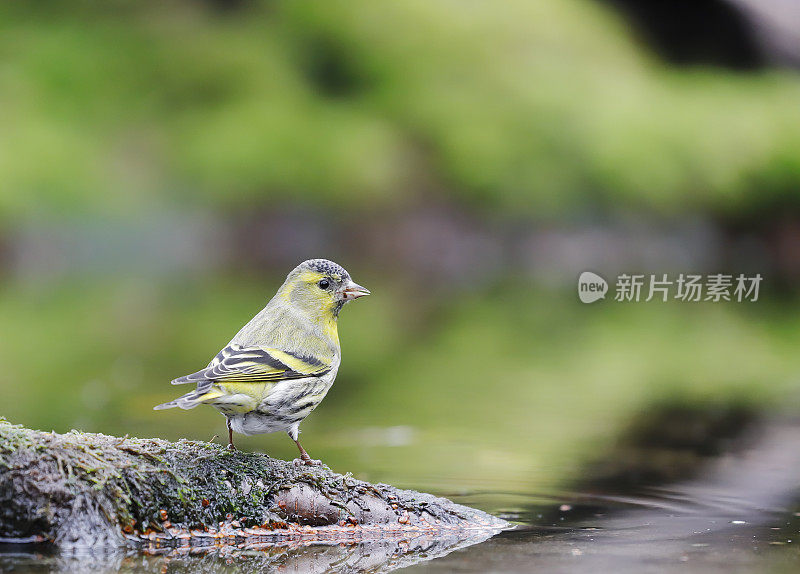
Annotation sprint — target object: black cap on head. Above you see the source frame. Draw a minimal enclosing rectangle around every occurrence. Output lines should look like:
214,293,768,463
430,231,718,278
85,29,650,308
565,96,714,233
300,258,350,280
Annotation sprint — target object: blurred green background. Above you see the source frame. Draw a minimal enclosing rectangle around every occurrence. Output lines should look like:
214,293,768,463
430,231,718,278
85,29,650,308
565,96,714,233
2,0,800,495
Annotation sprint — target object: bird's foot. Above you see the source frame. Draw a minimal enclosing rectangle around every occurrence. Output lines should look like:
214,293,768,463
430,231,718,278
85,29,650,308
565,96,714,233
292,457,322,467
227,443,237,452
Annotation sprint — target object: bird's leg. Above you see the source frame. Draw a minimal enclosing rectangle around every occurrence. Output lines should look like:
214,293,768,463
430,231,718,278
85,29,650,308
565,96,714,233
292,439,321,466
226,418,236,451
294,438,311,462
288,428,320,466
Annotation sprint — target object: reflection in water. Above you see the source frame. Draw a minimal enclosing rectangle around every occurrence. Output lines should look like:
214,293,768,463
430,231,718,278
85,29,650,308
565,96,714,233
412,415,800,573
0,530,502,573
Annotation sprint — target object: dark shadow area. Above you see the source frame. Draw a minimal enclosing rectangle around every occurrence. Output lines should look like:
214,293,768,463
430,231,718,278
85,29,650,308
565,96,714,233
585,400,759,491
600,0,765,69
298,34,371,99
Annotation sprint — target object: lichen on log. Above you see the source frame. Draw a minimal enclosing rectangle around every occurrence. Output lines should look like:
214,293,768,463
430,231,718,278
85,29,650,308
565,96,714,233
0,421,506,548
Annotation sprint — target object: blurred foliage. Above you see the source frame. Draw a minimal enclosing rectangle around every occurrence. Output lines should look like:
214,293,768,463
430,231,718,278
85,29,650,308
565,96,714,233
1,0,800,221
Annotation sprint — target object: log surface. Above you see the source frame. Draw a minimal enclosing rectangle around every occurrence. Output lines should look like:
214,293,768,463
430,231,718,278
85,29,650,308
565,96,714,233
0,421,506,548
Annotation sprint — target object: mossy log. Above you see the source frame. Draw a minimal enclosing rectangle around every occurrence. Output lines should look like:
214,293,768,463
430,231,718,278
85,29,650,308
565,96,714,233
0,421,506,548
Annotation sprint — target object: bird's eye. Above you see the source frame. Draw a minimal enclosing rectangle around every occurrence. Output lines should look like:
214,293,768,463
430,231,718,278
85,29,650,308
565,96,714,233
318,279,330,290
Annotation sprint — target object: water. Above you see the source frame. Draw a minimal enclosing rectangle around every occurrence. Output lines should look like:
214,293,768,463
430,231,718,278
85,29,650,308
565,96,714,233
2,493,797,573
3,415,800,573
421,415,800,573
432,492,800,573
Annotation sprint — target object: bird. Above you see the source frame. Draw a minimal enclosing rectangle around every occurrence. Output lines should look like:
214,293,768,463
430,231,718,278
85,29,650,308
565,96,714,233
154,259,369,465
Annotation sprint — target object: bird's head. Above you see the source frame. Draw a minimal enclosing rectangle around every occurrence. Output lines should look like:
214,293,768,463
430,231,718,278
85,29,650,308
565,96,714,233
278,259,370,319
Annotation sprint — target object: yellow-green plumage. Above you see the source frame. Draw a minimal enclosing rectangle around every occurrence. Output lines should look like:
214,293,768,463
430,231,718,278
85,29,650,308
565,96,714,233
154,259,369,463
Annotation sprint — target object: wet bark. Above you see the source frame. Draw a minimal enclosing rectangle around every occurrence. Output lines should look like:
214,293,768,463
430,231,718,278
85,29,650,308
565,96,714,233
0,421,506,548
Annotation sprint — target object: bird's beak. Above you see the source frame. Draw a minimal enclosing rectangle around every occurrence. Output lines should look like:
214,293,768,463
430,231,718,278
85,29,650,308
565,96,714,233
341,281,370,301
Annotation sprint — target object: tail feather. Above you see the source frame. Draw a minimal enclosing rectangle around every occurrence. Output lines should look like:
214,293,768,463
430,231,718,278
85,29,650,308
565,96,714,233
153,399,180,410
171,373,202,385
153,388,224,411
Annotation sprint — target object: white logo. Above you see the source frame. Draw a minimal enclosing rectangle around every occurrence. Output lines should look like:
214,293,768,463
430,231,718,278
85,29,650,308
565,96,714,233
578,271,608,304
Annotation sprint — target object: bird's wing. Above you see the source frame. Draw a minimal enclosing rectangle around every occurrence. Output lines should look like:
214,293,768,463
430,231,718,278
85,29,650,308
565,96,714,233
171,344,332,390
